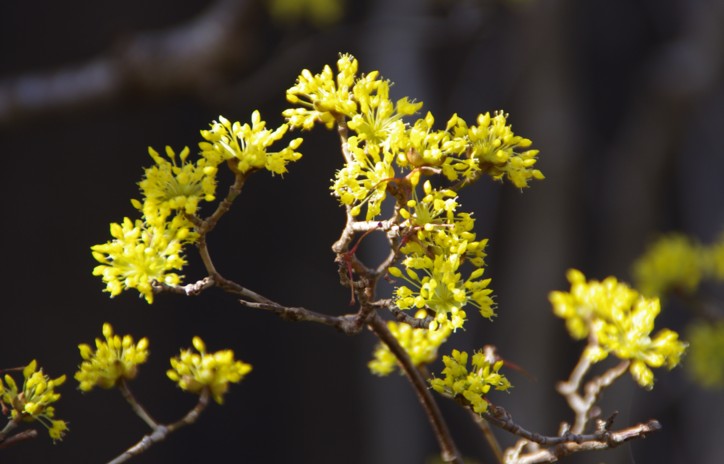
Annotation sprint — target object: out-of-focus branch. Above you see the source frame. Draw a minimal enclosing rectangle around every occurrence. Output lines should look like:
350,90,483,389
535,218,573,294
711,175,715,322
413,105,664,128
0,427,37,450
0,0,255,124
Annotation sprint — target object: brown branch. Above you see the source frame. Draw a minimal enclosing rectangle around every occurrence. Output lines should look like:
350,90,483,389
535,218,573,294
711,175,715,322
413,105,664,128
118,380,158,429
107,389,210,464
240,301,368,334
468,409,505,464
153,277,215,296
503,419,661,464
387,306,434,329
368,315,463,464
0,423,37,450
0,0,256,124
197,172,247,236
556,350,630,434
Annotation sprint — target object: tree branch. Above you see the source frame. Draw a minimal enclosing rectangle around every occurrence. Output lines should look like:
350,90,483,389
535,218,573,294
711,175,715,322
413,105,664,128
367,315,463,464
0,424,37,450
0,0,255,124
107,389,209,464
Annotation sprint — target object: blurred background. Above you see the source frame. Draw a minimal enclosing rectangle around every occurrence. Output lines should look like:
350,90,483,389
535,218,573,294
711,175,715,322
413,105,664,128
1,0,723,462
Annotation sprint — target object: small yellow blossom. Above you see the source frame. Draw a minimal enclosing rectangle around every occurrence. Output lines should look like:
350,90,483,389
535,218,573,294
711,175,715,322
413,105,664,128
348,77,422,146
91,217,189,303
686,320,724,389
550,269,687,389
199,111,303,176
75,323,149,391
0,360,68,441
284,53,359,129
392,112,457,169
429,349,511,414
388,183,493,330
369,310,452,376
167,337,252,404
444,111,544,188
331,136,395,219
138,145,218,225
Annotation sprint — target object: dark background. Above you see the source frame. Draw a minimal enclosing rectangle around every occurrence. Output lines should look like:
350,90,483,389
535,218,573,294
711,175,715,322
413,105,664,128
1,0,723,463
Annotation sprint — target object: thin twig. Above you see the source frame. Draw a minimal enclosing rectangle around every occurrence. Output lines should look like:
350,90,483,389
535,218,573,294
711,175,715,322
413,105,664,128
469,409,505,464
556,351,630,434
240,301,367,334
118,380,158,429
153,277,215,296
198,172,246,236
0,422,37,449
368,315,463,464
503,419,661,464
107,389,210,464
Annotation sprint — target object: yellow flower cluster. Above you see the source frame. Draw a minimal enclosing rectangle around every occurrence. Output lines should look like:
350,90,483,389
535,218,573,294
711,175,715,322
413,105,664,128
138,146,217,226
284,53,542,221
429,349,511,414
199,111,303,176
93,111,303,303
550,269,687,389
633,231,724,298
368,310,452,376
75,323,149,391
632,233,706,297
389,178,494,331
444,112,544,188
686,320,724,389
92,217,190,303
282,54,538,334
0,360,68,441
167,337,252,404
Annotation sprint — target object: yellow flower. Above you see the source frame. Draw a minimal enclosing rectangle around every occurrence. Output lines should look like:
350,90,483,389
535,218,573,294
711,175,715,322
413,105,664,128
75,323,149,391
549,269,639,340
632,233,705,297
138,145,218,225
444,111,543,188
389,183,493,330
550,269,687,389
167,337,252,404
91,217,189,303
429,349,511,414
284,53,359,129
199,112,303,176
369,310,452,376
686,320,724,389
0,360,68,441
348,77,422,146
331,136,395,219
